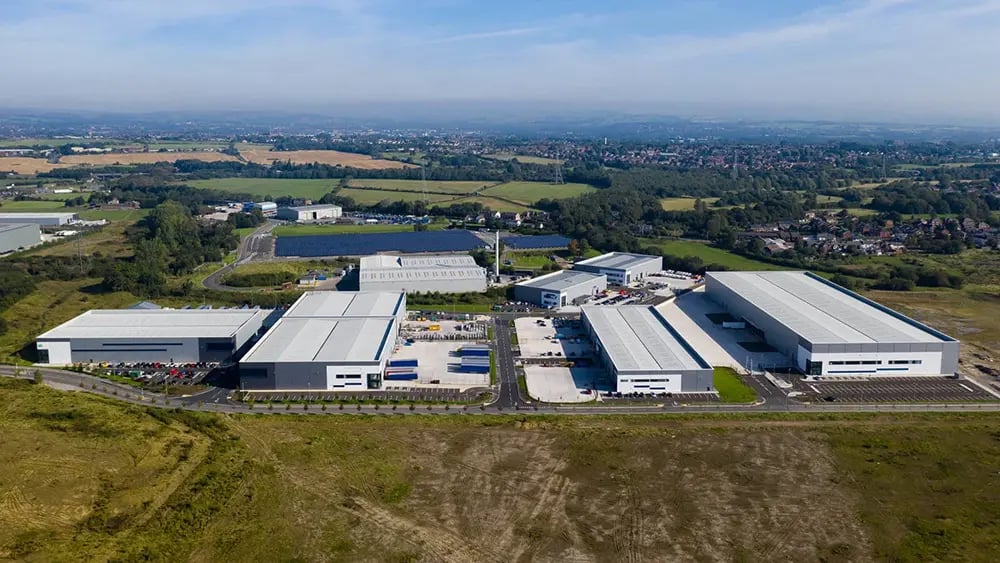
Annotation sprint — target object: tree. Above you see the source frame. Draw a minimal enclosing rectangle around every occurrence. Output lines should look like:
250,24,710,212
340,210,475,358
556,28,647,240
568,239,580,256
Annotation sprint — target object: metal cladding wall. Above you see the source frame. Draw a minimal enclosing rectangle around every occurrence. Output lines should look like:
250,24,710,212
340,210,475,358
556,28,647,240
514,275,607,307
44,337,241,364
239,361,384,390
0,224,40,253
361,277,487,294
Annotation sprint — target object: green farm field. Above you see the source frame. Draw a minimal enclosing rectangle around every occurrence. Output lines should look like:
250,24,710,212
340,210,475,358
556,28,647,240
659,197,721,211
337,188,457,205
443,195,532,212
346,179,492,194
483,153,564,165
640,238,782,270
481,181,596,205
186,178,341,200
0,200,70,211
2,378,1000,561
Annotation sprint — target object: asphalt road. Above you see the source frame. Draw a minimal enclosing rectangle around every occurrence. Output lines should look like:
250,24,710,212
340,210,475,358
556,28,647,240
202,220,277,291
492,317,525,409
6,367,1000,416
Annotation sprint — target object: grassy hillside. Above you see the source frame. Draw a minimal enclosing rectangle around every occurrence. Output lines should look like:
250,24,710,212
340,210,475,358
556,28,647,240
2,378,999,561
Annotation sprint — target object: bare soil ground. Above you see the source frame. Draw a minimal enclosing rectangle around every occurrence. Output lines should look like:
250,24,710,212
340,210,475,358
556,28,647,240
4,378,999,562
240,148,412,169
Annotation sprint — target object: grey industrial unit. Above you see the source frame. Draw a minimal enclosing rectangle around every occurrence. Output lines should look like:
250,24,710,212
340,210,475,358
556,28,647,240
276,204,343,222
239,291,406,391
581,306,714,393
0,223,41,253
573,252,662,285
514,270,607,308
0,212,78,226
705,271,960,376
35,309,269,365
359,254,487,294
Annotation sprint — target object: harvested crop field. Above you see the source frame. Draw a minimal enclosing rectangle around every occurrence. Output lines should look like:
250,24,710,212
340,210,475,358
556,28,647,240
3,377,998,562
240,149,411,169
59,152,238,166
0,157,64,175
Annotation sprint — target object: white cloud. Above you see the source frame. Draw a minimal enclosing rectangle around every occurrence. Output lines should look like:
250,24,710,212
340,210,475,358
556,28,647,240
0,0,999,123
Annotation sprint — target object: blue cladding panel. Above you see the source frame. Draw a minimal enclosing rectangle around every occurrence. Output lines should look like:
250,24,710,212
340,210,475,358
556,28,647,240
276,230,488,257
502,235,571,250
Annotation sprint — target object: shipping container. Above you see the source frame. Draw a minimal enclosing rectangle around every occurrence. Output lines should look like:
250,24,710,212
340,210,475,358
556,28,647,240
385,372,418,381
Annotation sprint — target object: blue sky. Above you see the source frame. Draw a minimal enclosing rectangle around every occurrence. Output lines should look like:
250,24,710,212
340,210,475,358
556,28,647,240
2,0,999,123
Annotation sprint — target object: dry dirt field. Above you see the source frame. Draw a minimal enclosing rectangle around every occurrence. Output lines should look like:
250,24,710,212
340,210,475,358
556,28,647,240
240,148,412,169
5,377,1000,562
59,152,238,166
0,157,65,175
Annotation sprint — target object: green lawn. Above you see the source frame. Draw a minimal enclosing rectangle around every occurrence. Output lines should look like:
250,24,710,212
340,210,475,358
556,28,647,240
187,178,341,200
0,200,70,211
272,222,446,236
481,181,596,205
640,239,782,270
713,367,757,403
76,209,150,221
509,253,556,270
346,179,492,194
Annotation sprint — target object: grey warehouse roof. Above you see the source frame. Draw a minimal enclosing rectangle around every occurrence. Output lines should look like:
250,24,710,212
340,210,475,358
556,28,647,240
0,223,35,232
240,317,395,364
37,309,269,340
360,254,485,283
517,270,605,292
575,252,660,271
582,306,709,372
283,291,404,318
708,271,954,345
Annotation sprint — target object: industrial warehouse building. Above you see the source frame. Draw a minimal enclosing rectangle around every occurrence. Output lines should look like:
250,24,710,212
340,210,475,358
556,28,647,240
573,252,663,285
0,223,41,253
705,271,960,376
276,204,343,222
0,212,78,226
581,306,714,393
239,291,406,391
514,270,607,308
35,309,269,365
359,254,487,294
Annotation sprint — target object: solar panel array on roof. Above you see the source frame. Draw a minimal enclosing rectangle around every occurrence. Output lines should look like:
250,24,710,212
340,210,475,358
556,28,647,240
502,235,571,250
582,306,708,372
275,230,488,257
708,271,952,344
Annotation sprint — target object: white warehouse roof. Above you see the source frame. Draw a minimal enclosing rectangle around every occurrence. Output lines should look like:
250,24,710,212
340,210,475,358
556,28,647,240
240,317,395,364
0,212,77,221
707,271,954,345
284,291,405,318
360,254,486,284
283,204,341,212
575,252,661,271
582,306,709,373
37,309,269,340
516,270,605,292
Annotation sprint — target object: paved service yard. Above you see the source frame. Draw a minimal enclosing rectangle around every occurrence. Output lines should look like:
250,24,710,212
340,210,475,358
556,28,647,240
656,289,791,371
524,365,608,403
514,317,593,359
391,341,488,389
795,377,1000,403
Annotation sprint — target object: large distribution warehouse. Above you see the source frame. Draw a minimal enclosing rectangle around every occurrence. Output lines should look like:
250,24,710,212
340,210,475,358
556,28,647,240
276,204,342,222
0,212,78,226
35,309,269,365
581,305,714,393
573,252,662,285
0,223,41,253
239,291,406,391
514,270,607,308
359,254,487,294
705,271,960,376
